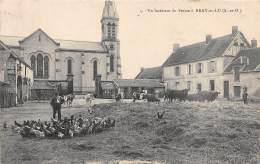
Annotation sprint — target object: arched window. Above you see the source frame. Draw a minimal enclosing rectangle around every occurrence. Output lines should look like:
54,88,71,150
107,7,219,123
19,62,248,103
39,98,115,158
107,23,111,39
110,55,114,72
37,54,43,77
111,23,116,39
30,56,36,77
67,59,72,75
44,56,49,77
93,60,97,80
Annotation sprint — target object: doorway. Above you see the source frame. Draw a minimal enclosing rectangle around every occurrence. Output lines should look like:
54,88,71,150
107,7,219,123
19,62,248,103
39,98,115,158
224,81,229,98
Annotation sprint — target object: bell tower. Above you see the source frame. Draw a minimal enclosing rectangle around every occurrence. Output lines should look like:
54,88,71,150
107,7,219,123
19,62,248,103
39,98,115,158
101,0,122,80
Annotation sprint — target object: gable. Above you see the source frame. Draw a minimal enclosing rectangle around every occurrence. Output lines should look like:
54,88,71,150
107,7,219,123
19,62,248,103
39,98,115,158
19,29,60,48
224,48,260,72
222,32,251,57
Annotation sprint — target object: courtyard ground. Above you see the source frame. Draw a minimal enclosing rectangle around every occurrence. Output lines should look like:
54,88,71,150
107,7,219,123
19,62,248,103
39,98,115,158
0,98,260,164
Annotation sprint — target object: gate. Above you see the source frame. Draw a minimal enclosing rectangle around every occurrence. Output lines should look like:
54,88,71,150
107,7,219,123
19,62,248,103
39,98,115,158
0,87,16,108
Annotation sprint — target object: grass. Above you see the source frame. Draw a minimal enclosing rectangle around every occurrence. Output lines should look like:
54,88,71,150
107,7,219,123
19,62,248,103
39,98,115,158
1,100,260,163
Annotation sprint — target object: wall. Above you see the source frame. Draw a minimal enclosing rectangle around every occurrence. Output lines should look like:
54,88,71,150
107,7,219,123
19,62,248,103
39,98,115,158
163,57,225,95
224,71,260,99
56,50,108,93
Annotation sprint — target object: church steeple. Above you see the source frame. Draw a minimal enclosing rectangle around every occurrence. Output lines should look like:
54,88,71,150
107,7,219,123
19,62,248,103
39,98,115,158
101,0,119,41
101,0,122,80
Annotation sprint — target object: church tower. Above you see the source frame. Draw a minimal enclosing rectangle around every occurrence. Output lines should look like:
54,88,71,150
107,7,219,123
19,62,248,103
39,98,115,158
101,0,122,80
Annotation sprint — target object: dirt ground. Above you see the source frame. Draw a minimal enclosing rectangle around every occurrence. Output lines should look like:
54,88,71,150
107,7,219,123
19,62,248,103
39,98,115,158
1,99,260,164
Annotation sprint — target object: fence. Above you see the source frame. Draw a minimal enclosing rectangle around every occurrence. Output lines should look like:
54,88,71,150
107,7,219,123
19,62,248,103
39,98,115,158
0,87,16,108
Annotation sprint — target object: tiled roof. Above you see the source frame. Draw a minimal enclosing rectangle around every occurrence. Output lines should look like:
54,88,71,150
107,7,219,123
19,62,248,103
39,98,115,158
114,79,164,88
0,34,106,52
163,32,248,67
224,47,260,72
135,66,162,79
101,81,114,90
56,39,106,52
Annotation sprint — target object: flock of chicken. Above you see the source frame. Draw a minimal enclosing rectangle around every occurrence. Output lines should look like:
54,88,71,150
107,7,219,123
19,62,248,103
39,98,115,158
13,115,116,139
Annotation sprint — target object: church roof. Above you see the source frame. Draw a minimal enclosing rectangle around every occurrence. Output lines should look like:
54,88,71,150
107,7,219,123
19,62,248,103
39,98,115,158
102,0,118,18
224,47,260,73
163,32,250,67
0,33,106,52
56,39,106,52
135,66,162,79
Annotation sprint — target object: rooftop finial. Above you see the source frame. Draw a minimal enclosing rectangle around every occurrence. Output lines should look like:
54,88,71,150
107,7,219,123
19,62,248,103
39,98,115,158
102,0,118,19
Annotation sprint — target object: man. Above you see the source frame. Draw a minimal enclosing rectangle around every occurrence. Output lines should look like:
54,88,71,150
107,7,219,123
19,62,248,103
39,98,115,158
242,88,248,104
50,92,62,121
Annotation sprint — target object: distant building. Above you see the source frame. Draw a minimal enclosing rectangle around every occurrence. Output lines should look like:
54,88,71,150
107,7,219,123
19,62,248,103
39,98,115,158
135,66,163,80
0,41,33,107
113,79,165,99
224,47,260,99
162,26,258,99
0,0,121,95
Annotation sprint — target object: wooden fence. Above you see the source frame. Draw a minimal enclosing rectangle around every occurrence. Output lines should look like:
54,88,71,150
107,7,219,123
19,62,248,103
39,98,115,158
0,87,16,108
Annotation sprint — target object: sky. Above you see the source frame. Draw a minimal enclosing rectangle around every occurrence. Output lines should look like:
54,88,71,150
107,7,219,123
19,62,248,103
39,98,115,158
0,0,260,79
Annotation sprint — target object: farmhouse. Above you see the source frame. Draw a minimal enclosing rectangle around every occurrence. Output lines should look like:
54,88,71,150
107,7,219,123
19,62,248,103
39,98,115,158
224,47,260,99
162,26,259,99
0,41,33,107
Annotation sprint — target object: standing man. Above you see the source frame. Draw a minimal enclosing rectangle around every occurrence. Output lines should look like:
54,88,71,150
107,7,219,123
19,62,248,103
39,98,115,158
50,92,62,120
242,87,248,105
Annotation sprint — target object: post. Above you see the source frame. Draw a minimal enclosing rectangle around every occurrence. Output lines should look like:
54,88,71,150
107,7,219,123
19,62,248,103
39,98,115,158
95,74,102,98
67,74,74,94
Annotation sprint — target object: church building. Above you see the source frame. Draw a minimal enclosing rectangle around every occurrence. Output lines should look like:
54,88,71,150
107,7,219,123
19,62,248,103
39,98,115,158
0,0,121,94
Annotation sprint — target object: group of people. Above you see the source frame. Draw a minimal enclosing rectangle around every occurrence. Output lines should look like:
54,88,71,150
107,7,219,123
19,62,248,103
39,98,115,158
13,115,116,139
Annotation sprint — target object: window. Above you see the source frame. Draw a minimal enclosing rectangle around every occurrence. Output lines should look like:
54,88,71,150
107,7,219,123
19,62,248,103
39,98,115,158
187,81,191,90
110,55,114,72
197,63,203,73
188,64,192,75
208,61,216,73
175,66,180,76
93,60,97,80
67,59,72,75
234,66,240,81
112,23,116,40
37,54,43,77
240,56,249,65
175,82,180,89
30,56,36,77
44,56,49,78
197,83,202,92
234,86,241,97
107,23,111,39
210,80,215,91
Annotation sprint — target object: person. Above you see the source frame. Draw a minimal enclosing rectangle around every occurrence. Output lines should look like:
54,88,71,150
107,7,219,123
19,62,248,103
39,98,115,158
50,92,62,121
242,88,248,104
133,92,137,102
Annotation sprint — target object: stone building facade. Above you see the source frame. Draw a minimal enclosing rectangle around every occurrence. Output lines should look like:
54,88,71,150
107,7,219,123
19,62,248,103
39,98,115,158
0,0,121,94
162,26,258,99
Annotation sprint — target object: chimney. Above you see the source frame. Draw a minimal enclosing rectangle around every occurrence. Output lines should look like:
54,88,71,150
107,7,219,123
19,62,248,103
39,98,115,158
251,38,257,48
140,67,144,72
232,26,238,35
206,34,212,44
173,43,180,53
